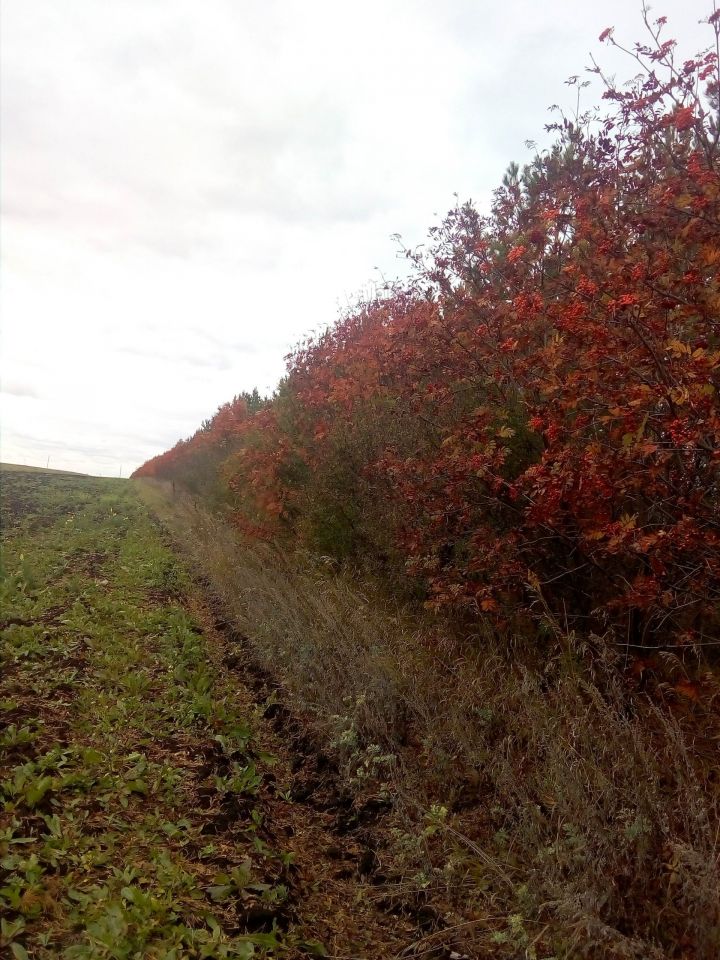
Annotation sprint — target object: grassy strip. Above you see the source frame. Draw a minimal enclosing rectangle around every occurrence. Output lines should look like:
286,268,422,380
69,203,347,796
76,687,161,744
0,474,322,959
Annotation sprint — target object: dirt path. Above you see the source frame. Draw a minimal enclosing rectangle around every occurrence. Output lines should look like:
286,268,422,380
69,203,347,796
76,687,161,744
187,592,421,958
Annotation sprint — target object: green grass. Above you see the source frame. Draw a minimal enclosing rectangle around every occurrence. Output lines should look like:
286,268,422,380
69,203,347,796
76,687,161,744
0,474,316,959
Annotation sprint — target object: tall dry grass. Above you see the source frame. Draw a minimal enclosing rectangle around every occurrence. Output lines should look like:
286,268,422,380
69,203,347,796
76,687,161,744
137,479,720,959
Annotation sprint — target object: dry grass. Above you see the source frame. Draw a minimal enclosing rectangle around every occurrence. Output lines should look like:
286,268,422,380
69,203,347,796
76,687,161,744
138,479,720,959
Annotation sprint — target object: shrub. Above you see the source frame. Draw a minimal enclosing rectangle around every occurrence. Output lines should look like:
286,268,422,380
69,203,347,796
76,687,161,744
137,10,720,649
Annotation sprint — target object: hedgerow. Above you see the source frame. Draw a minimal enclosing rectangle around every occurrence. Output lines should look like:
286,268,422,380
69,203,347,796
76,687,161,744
136,10,720,648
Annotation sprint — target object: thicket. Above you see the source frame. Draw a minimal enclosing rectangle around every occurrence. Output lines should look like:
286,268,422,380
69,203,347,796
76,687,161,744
135,11,720,650
136,389,267,507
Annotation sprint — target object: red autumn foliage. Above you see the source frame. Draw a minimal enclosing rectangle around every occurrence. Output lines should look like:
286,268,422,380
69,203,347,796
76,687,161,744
135,11,720,648
132,391,266,501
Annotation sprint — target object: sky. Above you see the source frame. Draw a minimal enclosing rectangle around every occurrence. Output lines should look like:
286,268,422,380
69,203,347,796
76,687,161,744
1,0,714,475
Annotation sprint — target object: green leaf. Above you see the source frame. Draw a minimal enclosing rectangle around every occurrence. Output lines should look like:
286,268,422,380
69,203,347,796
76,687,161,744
296,940,328,957
25,776,54,808
1,916,25,943
207,884,234,902
244,932,282,947
231,944,256,960
125,779,148,795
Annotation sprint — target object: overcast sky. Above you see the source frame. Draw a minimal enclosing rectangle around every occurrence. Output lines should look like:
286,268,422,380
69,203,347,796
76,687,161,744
1,1,712,474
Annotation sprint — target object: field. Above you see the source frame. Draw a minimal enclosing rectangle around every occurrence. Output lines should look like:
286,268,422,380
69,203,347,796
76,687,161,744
0,463,88,476
0,469,420,959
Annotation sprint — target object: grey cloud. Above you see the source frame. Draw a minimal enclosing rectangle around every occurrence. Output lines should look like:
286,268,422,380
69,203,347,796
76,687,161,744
13,428,169,468
2,381,39,398
188,327,260,354
116,344,233,371
134,234,210,260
